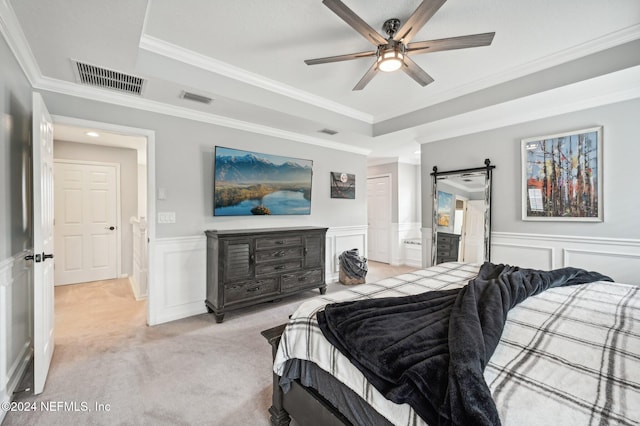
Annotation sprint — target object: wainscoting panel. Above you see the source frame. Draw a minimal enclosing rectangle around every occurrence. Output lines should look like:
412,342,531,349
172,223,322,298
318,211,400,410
326,226,368,282
563,249,640,284
491,232,640,284
0,253,33,424
148,236,207,326
391,222,421,266
491,243,555,271
148,226,370,325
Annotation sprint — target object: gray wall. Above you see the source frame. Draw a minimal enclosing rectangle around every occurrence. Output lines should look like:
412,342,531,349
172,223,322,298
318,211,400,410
54,141,138,275
40,92,368,239
0,32,33,260
421,98,640,239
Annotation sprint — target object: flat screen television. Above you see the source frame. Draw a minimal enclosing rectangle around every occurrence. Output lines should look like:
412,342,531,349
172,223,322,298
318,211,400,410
213,146,313,216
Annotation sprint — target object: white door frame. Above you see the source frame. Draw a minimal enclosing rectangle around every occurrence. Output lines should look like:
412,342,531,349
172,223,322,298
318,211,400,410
54,159,122,284
51,115,156,325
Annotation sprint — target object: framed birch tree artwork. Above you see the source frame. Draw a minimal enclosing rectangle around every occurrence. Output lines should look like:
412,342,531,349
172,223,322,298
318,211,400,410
521,126,602,221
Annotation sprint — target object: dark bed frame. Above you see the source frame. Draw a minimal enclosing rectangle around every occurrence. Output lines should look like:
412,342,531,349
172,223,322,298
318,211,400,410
262,324,351,426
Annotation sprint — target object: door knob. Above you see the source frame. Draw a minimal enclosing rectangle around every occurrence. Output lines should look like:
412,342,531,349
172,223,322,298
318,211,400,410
42,253,54,261
105,226,116,230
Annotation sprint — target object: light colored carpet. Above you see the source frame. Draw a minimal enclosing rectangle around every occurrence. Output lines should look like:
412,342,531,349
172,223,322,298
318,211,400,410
4,262,417,426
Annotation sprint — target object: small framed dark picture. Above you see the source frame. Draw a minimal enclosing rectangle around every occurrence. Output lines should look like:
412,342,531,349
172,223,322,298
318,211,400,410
330,172,355,199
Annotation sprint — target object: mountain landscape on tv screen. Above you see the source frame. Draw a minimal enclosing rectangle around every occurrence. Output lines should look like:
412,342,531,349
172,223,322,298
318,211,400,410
215,153,311,183
214,149,312,216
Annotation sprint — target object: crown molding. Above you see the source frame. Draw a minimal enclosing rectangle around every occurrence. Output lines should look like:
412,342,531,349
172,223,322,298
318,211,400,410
414,65,640,145
139,34,374,124
35,76,371,156
376,23,640,122
0,0,41,85
0,2,370,155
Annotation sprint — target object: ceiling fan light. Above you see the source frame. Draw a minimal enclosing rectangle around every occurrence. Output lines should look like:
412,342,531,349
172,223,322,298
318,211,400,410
377,49,404,72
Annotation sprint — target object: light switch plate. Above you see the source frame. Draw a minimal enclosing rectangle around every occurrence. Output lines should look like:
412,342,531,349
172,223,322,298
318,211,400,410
158,212,176,224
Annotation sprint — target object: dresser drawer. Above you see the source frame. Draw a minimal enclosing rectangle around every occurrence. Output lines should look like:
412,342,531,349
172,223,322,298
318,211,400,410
255,260,302,277
255,247,302,263
281,269,323,291
225,278,279,304
255,236,302,250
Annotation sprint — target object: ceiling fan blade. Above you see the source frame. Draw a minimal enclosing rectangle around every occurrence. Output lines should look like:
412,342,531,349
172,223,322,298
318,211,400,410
407,32,495,54
353,61,379,91
322,0,387,46
305,50,376,65
393,0,447,43
401,56,434,87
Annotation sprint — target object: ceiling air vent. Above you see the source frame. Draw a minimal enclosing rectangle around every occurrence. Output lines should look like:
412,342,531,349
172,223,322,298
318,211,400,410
72,60,145,95
318,128,338,136
180,91,213,104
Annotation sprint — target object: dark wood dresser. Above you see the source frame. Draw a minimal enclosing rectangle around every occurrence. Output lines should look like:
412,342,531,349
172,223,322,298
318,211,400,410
436,232,461,264
205,226,327,322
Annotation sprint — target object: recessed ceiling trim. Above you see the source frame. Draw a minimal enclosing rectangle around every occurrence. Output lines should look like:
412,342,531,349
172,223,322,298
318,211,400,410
413,65,640,145
375,23,640,122
37,75,372,156
139,34,374,124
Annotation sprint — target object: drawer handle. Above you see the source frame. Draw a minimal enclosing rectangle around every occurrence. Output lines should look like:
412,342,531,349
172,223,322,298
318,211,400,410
274,265,286,270
298,276,307,282
247,286,261,292
274,250,285,257
275,240,284,245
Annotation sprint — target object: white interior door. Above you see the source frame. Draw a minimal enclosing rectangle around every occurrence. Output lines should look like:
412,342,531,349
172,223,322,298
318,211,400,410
32,92,55,394
54,161,118,285
463,200,485,263
367,176,391,263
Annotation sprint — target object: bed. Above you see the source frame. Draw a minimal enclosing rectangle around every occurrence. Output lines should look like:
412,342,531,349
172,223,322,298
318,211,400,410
262,262,640,426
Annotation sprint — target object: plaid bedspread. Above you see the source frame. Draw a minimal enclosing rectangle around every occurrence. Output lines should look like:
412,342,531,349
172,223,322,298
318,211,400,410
273,262,640,426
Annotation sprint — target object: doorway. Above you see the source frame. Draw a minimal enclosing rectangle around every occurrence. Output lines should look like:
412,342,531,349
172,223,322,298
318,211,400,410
367,175,391,263
51,115,155,320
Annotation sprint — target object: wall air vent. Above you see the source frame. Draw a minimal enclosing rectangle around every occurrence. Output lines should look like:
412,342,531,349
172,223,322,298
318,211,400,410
180,91,213,104
318,128,338,135
72,60,145,95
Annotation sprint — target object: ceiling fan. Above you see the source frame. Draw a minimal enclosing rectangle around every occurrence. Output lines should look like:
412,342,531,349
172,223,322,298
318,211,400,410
305,0,495,90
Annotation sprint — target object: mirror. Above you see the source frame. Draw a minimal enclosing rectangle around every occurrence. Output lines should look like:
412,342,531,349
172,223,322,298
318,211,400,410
431,159,495,266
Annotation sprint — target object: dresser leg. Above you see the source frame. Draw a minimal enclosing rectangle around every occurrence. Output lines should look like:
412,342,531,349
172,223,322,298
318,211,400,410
214,312,225,323
319,286,327,295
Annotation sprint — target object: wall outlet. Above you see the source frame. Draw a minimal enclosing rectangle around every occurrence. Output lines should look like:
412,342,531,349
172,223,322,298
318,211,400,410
158,212,176,224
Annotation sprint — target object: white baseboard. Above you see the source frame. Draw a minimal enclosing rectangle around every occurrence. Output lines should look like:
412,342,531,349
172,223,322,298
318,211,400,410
492,232,640,284
128,276,147,301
